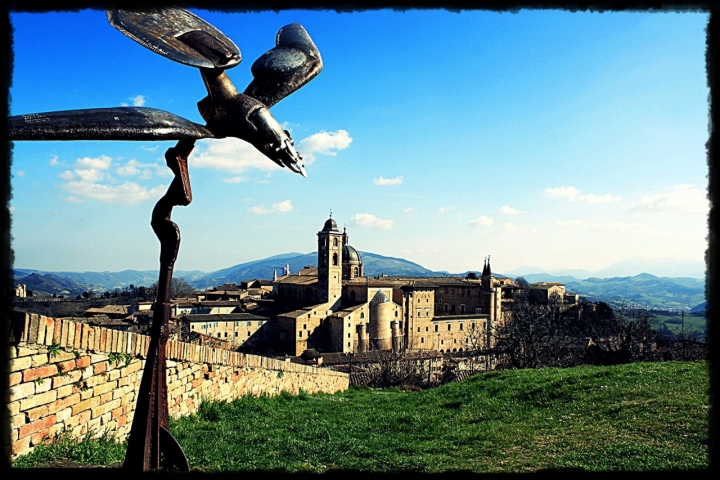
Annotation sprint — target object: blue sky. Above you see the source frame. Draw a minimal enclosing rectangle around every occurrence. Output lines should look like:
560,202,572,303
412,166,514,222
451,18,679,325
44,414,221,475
8,8,709,277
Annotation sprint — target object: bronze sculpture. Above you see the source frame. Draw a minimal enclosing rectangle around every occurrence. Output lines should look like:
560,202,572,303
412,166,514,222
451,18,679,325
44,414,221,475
8,7,323,471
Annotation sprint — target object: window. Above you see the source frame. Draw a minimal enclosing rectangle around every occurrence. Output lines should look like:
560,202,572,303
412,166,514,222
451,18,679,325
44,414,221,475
348,333,351,338
334,238,338,247
472,323,476,330
460,304,466,314
354,267,359,276
299,331,302,337
421,337,424,344
417,327,420,332
426,326,429,332
304,324,307,329
434,325,438,332
439,299,442,304
333,253,338,266
235,332,238,337
348,323,351,328
460,323,464,331
444,304,448,312
475,307,482,314
395,311,398,317
440,340,444,345
447,323,451,331
417,310,422,317
247,331,250,336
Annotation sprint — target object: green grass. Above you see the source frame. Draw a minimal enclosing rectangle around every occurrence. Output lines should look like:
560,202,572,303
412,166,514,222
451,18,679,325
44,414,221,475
13,361,709,472
651,313,707,339
11,428,126,468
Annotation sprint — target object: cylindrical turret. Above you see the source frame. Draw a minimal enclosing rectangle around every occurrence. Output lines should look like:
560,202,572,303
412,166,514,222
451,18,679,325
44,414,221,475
369,290,393,350
357,323,368,353
391,319,401,351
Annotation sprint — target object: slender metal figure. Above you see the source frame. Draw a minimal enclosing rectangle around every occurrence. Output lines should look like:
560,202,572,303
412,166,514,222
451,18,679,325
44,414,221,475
8,7,323,471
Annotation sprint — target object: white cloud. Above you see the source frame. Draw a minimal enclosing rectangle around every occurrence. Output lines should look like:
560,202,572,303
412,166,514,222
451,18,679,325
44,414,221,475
499,205,522,215
500,222,520,232
76,155,112,170
250,200,293,215
192,138,281,174
49,155,59,166
141,145,159,151
221,176,246,184
468,215,494,227
299,130,352,158
59,181,166,204
353,213,394,230
403,207,414,213
630,184,708,215
59,171,74,181
127,95,145,107
16,170,25,177
116,159,156,179
74,168,105,182
8,206,16,212
374,176,403,186
544,185,620,203
439,206,455,213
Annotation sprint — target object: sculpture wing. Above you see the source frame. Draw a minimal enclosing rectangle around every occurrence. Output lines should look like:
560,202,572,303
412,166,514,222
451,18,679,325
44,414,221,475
8,107,214,141
244,23,323,108
107,7,241,70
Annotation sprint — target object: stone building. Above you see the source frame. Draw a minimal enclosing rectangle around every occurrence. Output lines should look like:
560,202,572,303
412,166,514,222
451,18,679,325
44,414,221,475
269,215,529,356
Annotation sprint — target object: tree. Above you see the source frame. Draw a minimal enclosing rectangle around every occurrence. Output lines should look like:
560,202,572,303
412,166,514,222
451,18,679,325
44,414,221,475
151,277,196,299
465,272,479,280
515,277,530,288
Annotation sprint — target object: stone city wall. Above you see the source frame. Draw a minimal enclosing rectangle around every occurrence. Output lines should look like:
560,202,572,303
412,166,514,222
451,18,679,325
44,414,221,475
5,312,348,460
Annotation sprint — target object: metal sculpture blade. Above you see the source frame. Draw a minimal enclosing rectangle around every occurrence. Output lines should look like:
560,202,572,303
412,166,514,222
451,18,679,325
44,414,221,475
244,23,323,108
8,107,214,141
108,7,241,69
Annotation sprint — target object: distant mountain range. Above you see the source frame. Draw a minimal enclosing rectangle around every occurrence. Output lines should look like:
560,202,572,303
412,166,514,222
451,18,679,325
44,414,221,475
11,252,706,311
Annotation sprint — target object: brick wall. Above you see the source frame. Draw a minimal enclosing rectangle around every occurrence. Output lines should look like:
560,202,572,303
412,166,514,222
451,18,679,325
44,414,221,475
5,312,349,460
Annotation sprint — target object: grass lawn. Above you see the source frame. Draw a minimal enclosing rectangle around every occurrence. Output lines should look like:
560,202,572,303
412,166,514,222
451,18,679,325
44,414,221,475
13,360,709,473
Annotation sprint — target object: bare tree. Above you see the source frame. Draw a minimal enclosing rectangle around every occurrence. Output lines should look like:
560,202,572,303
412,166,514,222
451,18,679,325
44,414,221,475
151,277,195,299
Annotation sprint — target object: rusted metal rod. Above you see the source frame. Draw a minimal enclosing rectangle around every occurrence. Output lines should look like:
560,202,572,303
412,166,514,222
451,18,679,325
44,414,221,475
123,139,194,472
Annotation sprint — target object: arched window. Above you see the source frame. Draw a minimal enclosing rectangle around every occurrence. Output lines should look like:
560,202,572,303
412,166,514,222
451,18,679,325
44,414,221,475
333,238,338,247
354,267,359,276
360,312,365,319
332,253,338,266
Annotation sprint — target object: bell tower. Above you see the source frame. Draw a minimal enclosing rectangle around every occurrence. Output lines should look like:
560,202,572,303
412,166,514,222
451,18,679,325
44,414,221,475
317,212,343,311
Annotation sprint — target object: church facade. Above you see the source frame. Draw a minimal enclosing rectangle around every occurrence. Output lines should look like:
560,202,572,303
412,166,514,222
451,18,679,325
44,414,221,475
272,215,518,356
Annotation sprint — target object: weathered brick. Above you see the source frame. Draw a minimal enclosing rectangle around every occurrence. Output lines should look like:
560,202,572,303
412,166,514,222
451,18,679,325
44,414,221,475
76,355,91,369
99,329,108,351
35,378,52,393
26,404,49,422
79,388,93,400
31,428,53,446
27,314,40,344
72,396,101,416
51,369,83,389
36,315,48,345
66,320,76,348
100,392,113,404
8,372,22,387
59,319,70,348
49,350,76,363
6,400,20,418
8,382,35,402
17,415,56,439
11,435,31,457
81,324,91,350
93,380,117,396
74,322,82,349
20,390,57,411
30,353,49,367
65,409,90,428
9,412,26,430
9,356,32,373
81,365,94,380
52,317,62,344
91,399,121,419
48,393,80,415
56,384,77,399
57,359,76,372
93,361,109,375
116,414,129,428
56,407,72,423
23,364,58,382
108,369,121,381
42,317,55,346
87,326,96,352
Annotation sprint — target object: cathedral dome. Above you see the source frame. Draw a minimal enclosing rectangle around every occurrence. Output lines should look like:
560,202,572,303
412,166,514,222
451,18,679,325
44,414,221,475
342,244,362,265
322,217,339,232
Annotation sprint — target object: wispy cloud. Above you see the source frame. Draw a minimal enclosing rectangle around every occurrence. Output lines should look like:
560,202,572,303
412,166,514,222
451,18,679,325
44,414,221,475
403,207,414,213
468,216,494,227
374,176,403,186
499,205,523,215
221,176,246,184
116,159,160,179
49,155,59,166
250,200,293,215
192,138,279,174
544,186,621,203
141,145,159,151
16,170,25,177
353,213,394,230
630,184,708,215
439,206,455,214
57,154,167,204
